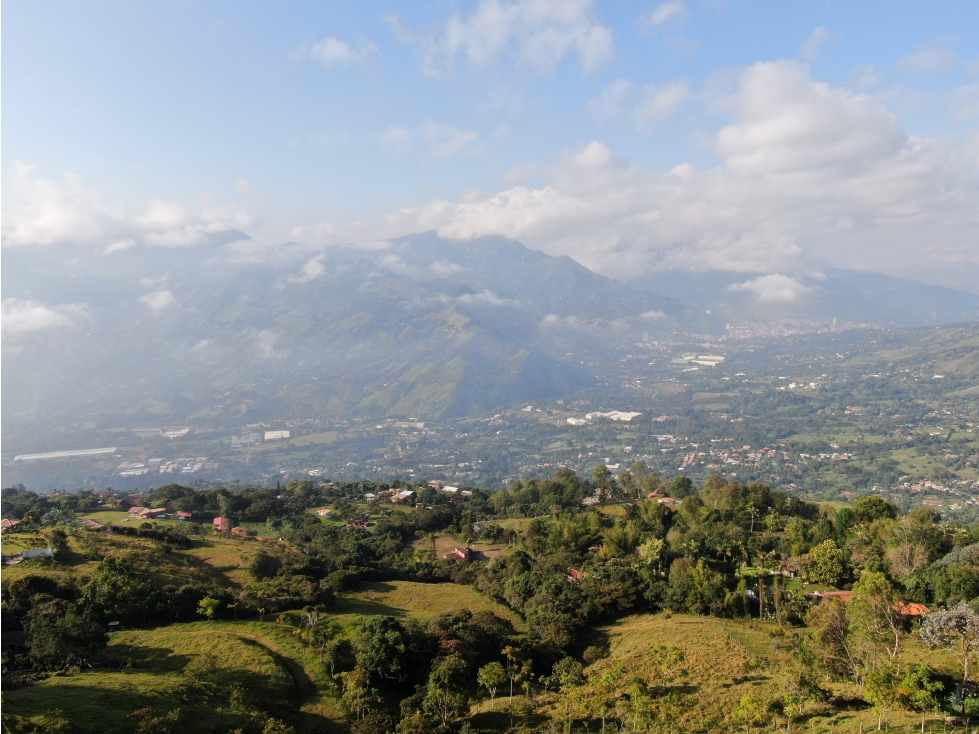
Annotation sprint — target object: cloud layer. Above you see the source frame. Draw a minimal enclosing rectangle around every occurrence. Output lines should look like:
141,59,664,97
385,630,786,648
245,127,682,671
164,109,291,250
377,61,979,282
390,0,614,77
2,298,87,337
2,163,252,249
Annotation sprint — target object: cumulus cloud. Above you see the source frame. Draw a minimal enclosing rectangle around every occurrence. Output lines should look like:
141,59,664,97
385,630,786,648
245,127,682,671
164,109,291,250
539,314,581,328
376,61,979,283
102,238,137,255
727,274,812,302
457,289,516,306
634,80,690,125
253,329,284,360
302,36,378,68
139,290,175,312
849,63,885,90
895,39,958,76
389,0,614,77
290,222,335,244
586,78,688,126
2,164,253,249
1,298,87,337
799,26,836,62
430,260,465,277
288,254,327,283
641,1,688,29
380,122,480,158
586,79,636,124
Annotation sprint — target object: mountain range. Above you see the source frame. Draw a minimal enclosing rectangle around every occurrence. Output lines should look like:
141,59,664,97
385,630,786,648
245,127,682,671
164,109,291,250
2,232,978,454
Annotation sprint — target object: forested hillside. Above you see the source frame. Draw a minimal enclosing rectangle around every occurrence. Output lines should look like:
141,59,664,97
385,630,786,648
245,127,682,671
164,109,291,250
3,470,977,732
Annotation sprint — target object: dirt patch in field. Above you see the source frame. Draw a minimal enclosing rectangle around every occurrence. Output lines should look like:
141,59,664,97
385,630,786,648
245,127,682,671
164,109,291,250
202,555,243,569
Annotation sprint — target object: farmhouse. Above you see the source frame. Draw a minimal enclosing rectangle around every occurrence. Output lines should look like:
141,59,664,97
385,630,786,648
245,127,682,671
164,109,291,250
443,546,472,562
213,517,231,532
1,518,22,533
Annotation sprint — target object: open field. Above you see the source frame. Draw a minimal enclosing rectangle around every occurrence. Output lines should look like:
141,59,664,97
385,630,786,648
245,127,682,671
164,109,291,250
2,621,345,734
334,580,526,632
574,613,962,733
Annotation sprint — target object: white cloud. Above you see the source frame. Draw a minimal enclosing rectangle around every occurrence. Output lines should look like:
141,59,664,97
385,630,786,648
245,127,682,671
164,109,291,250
641,1,689,29
423,123,480,158
375,61,979,284
727,274,812,302
634,80,690,125
102,238,137,255
953,83,979,121
380,122,480,158
895,40,957,76
1,298,87,337
288,254,327,283
139,290,175,312
586,78,688,126
799,26,836,62
2,162,123,246
289,222,335,244
457,289,516,306
253,329,284,360
539,314,580,328
430,260,465,277
392,0,614,77
302,36,378,68
849,63,884,90
587,79,636,123
2,164,253,249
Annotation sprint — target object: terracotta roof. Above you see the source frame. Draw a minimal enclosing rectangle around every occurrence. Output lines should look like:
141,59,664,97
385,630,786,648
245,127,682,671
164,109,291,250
895,602,930,616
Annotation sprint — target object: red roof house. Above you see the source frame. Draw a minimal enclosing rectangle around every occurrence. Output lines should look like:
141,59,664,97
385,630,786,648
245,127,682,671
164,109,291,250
1,518,23,533
213,517,231,532
175,511,193,520
443,547,472,562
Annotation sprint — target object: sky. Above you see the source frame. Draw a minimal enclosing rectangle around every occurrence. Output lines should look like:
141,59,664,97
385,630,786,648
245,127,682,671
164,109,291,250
3,0,979,294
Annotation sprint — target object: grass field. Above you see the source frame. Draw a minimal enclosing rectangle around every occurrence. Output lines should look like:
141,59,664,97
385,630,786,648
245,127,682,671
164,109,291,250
334,580,526,632
3,576,520,733
2,621,345,734
572,613,962,733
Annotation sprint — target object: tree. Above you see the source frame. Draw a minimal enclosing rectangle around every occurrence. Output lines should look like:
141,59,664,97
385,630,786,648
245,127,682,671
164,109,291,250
250,552,283,581
198,596,221,621
49,528,70,562
733,694,770,732
422,656,470,727
262,720,296,734
896,665,943,734
668,475,693,499
804,539,848,586
354,616,413,683
864,667,901,731
849,571,903,661
807,598,859,681
26,601,108,670
588,660,627,734
339,665,378,720
126,708,182,734
920,602,979,710
477,661,507,710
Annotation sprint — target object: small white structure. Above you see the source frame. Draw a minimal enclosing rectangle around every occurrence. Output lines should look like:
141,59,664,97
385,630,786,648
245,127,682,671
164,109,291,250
22,549,54,559
264,430,290,441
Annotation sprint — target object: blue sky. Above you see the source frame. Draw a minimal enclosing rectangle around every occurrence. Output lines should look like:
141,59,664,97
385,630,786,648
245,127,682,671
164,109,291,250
3,0,978,292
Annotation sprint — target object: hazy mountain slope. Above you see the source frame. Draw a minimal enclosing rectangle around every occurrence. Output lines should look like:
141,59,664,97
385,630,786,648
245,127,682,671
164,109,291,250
632,268,979,326
1,234,680,449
